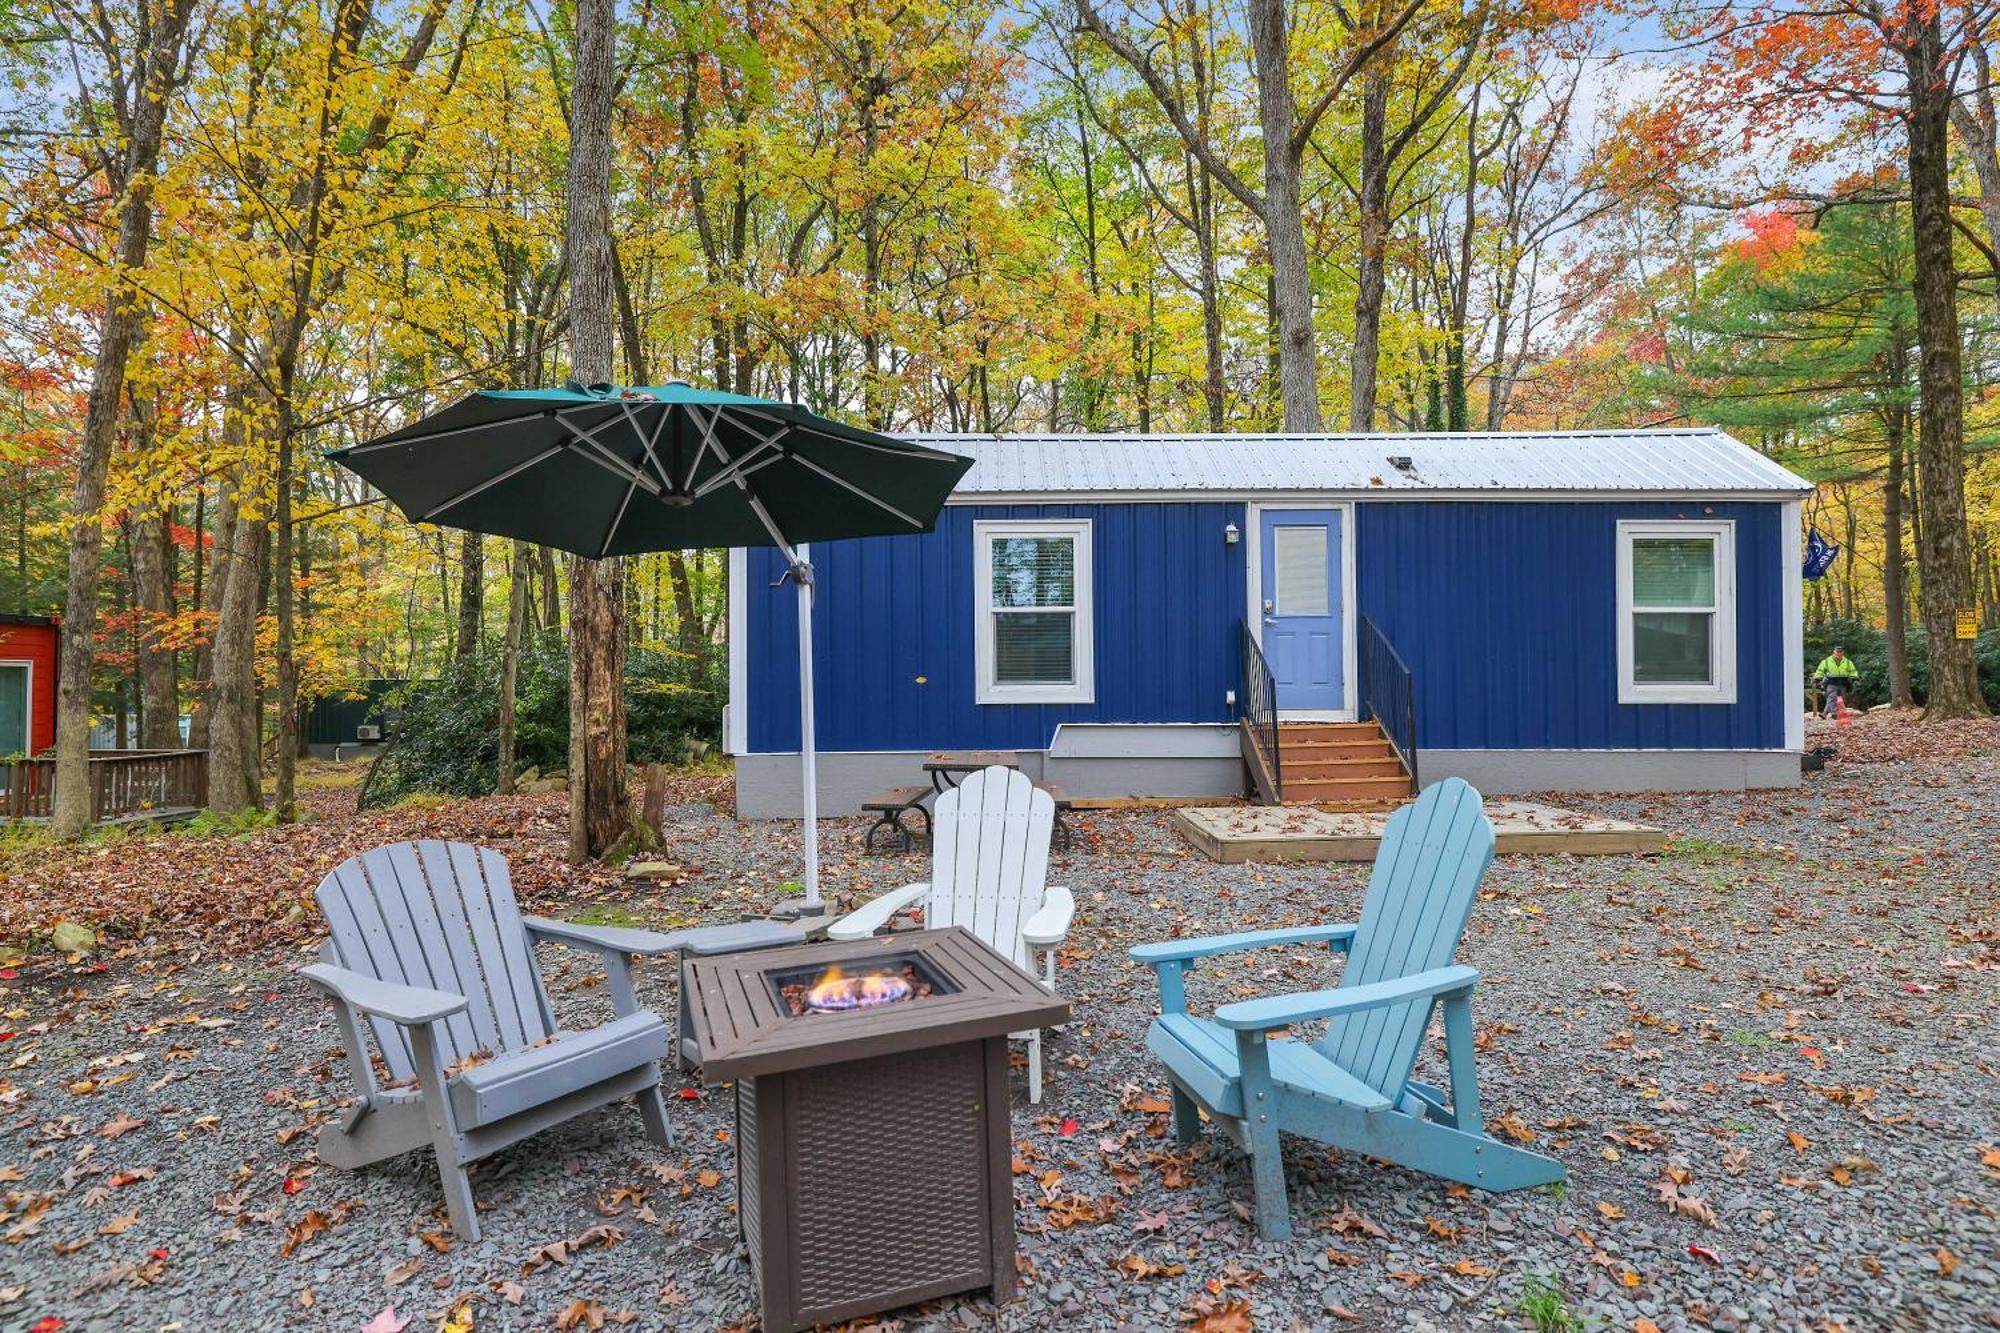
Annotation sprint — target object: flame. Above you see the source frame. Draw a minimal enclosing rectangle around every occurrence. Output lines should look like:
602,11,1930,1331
805,964,912,1012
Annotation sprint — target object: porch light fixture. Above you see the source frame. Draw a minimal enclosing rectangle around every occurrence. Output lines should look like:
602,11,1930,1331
1224,522,1240,544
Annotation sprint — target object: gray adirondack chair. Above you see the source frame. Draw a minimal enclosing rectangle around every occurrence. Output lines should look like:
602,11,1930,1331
302,840,679,1241
1132,777,1565,1239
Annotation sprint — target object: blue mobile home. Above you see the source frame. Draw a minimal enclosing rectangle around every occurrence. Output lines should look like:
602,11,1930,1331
728,429,1812,816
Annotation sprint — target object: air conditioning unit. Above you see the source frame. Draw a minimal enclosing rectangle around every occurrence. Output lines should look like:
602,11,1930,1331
355,724,383,742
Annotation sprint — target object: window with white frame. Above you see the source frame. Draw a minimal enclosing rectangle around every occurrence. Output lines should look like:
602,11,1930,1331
975,519,1093,704
1616,519,1736,704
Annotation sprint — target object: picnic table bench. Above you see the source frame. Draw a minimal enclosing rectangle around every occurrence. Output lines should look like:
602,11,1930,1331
861,785,935,852
863,755,1073,852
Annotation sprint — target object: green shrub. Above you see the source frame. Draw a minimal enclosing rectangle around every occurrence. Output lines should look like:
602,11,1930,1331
179,806,280,838
1803,615,2000,711
1515,1275,1583,1333
360,632,723,809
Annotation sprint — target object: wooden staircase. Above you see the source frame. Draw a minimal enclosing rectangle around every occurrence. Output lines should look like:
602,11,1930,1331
1273,720,1414,808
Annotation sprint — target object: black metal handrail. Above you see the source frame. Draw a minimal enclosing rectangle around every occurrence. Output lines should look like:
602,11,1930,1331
1359,615,1419,789
1240,620,1282,801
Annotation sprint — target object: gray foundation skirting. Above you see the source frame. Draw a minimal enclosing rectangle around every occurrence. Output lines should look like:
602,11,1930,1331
732,746,1248,818
732,740,1800,817
1417,749,1801,795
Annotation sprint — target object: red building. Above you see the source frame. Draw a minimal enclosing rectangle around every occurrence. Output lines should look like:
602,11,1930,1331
0,614,57,756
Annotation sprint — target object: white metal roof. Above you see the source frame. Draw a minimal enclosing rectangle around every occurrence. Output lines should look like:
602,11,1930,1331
898,428,1812,499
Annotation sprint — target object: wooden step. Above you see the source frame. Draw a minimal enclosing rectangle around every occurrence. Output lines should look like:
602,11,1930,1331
1280,756,1408,780
1280,774,1415,803
1278,739,1399,762
1278,722,1387,742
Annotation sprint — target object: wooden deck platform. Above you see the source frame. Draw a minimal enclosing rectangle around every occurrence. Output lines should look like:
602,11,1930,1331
1174,800,1665,864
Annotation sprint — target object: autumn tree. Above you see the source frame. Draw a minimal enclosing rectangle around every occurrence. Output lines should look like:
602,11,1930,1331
563,0,629,860
1662,0,1990,716
40,0,199,836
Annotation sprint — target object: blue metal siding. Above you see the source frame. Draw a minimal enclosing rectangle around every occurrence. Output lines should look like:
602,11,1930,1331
1355,501,1788,751
745,502,1246,752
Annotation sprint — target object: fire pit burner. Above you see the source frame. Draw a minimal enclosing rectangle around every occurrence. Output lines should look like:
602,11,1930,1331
766,952,957,1016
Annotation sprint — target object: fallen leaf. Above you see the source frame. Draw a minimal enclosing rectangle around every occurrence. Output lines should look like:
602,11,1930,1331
359,1307,411,1333
97,1114,145,1141
280,1211,331,1258
1113,1251,1185,1279
1185,1298,1252,1332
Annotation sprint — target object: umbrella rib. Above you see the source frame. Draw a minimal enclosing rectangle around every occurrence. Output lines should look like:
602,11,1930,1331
617,399,675,492
573,436,663,494
601,477,640,558
737,405,966,462
691,441,781,498
421,441,569,520
341,409,559,456
690,405,788,495
682,406,723,493
737,483,801,567
789,453,926,529
345,398,631,455
638,406,675,491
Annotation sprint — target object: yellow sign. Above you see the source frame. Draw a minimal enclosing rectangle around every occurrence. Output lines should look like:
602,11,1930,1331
1959,609,1981,640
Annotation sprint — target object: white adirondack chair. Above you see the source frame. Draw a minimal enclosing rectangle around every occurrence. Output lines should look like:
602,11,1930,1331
828,766,1074,1102
303,840,681,1241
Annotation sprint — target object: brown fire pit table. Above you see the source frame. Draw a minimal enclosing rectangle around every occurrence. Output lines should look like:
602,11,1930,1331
683,926,1070,1332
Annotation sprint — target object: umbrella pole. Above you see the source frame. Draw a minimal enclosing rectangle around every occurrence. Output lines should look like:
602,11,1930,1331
794,544,822,914
730,483,826,921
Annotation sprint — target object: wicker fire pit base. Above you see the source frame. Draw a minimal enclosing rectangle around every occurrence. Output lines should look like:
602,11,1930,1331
685,928,1070,1332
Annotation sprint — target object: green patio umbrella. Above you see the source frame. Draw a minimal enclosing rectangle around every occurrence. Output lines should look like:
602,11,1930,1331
330,382,974,910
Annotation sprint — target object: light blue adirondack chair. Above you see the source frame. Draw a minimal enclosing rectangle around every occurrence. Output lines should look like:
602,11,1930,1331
1132,777,1564,1239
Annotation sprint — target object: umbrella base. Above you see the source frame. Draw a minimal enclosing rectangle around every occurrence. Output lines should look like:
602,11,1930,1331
769,901,829,922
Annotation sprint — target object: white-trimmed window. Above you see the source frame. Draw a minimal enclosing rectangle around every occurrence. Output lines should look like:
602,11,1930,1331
975,519,1093,704
1617,520,1736,704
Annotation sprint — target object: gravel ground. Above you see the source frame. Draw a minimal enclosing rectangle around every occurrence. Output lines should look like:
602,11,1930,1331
0,746,1994,1332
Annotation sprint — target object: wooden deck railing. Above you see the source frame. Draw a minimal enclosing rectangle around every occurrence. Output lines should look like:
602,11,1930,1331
1359,616,1419,789
0,749,208,823
1240,620,1283,803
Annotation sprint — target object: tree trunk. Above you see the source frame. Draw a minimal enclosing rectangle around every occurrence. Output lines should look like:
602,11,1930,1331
206,470,265,812
1247,0,1321,432
1882,406,1915,707
1348,66,1390,432
1903,15,1989,717
564,0,629,860
1949,43,2000,316
457,530,483,659
539,545,561,632
667,551,703,679
497,539,531,794
188,466,236,750
129,510,179,747
1196,177,1226,430
272,416,297,818
50,0,195,835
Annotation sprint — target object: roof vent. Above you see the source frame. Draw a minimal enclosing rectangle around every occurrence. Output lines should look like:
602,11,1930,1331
1387,455,1415,472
